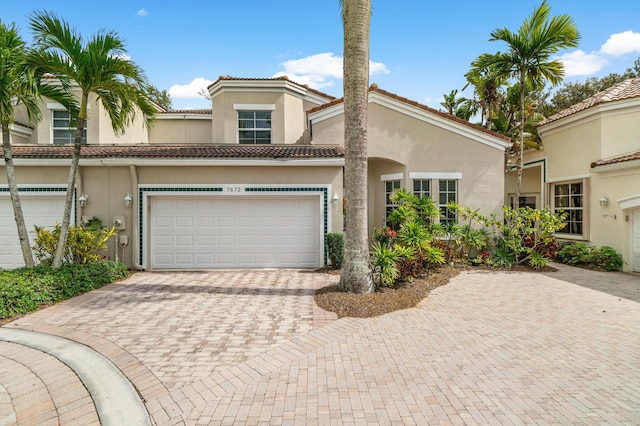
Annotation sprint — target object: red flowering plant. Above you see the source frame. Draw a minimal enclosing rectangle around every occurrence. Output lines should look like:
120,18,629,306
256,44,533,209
373,226,398,247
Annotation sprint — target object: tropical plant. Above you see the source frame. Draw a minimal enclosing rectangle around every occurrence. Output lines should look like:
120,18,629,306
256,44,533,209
387,188,439,227
471,1,580,201
370,241,400,288
339,0,373,293
33,223,115,266
28,11,156,268
440,89,478,121
557,242,624,271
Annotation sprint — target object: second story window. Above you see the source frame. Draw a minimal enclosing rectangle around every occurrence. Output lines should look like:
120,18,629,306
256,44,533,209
53,110,87,145
238,111,271,144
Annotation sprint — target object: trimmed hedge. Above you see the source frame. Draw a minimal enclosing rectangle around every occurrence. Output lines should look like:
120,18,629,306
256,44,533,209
0,261,129,320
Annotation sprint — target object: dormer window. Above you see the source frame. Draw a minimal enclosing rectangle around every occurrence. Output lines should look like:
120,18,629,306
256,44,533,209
53,110,87,145
234,104,275,145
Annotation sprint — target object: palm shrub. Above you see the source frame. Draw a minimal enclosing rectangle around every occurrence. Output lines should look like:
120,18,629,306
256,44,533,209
370,241,400,288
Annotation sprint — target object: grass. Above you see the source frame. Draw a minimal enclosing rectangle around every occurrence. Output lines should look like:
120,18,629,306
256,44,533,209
0,261,128,322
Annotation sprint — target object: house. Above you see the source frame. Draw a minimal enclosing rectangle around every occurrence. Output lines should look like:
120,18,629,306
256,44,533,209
507,78,640,272
0,76,510,270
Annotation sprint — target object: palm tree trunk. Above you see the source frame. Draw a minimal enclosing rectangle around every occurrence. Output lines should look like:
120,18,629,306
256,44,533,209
339,0,374,293
52,96,87,268
516,69,526,206
2,123,35,267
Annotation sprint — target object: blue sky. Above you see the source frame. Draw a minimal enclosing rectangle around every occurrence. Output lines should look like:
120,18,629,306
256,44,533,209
5,1,640,110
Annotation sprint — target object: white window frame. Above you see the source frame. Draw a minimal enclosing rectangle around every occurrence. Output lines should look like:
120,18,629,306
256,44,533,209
234,104,274,145
52,110,87,145
412,179,431,199
383,179,401,225
551,180,587,239
438,179,458,225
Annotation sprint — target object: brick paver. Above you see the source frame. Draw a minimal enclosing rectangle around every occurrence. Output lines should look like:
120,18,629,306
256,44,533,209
2,266,640,424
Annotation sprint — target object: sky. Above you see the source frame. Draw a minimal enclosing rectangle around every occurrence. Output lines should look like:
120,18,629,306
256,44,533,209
4,1,640,110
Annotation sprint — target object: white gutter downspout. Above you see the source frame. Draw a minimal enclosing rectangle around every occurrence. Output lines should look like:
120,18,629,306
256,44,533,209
129,165,144,271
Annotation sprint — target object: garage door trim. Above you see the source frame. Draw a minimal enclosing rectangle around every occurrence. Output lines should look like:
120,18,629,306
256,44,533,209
138,185,330,269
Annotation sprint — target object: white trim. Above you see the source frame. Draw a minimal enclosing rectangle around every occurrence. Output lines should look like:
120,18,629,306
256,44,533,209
233,104,276,111
209,79,332,106
8,123,33,136
157,113,211,120
618,194,640,210
409,172,462,180
380,173,403,181
46,102,89,110
547,174,589,184
590,159,640,174
309,103,344,123
11,158,345,167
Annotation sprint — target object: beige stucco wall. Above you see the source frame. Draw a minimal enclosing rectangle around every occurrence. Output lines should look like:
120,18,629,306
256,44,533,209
149,118,212,144
312,102,507,233
1,163,343,268
600,108,640,159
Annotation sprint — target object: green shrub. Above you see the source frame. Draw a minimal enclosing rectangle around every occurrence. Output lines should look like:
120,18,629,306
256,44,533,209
0,261,128,319
33,223,115,266
325,233,344,269
557,242,624,271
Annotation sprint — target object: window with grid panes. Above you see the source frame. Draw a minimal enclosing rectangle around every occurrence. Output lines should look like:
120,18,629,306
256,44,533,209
238,111,271,144
553,182,583,235
438,179,457,225
384,180,401,224
413,179,431,199
53,110,87,145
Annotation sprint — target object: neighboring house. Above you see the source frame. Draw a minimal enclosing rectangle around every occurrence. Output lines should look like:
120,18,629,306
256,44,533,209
0,76,509,270
506,78,640,272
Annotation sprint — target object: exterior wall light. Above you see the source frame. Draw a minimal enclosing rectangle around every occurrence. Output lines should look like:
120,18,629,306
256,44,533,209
599,196,608,207
78,193,88,207
124,193,133,207
331,192,340,204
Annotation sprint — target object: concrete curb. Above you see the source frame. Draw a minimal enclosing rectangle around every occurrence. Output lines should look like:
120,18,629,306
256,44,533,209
0,328,150,426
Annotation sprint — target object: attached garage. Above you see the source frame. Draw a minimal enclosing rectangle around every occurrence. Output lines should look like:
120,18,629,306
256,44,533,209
0,191,68,269
145,189,327,269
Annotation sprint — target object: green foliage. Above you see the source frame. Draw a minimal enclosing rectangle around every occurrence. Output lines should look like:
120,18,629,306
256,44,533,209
33,223,115,266
370,242,399,288
484,206,565,268
557,242,624,271
325,233,344,269
146,85,173,110
387,189,438,227
0,262,128,319
487,247,515,269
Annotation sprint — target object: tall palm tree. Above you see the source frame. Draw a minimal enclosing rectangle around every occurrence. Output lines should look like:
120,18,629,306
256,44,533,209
0,21,41,267
29,11,156,268
471,1,579,201
340,0,373,293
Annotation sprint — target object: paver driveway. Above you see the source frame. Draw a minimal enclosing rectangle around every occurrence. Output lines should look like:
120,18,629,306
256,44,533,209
1,265,639,424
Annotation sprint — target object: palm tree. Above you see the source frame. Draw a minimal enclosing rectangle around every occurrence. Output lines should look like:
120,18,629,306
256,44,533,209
0,21,41,267
29,11,156,268
471,1,579,201
339,0,373,293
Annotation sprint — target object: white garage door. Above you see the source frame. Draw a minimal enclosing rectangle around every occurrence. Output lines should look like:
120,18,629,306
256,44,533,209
0,195,66,269
150,196,322,269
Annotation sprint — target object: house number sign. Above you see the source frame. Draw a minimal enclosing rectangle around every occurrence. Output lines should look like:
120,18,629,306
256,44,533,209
223,186,243,193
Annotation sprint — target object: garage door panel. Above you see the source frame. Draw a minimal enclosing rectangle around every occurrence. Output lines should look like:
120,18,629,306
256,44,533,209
0,195,67,269
150,195,322,269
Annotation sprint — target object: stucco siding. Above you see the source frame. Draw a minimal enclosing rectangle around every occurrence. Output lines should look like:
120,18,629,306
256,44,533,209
149,119,212,144
600,108,640,159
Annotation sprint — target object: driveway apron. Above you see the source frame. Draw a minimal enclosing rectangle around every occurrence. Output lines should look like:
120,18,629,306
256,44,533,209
1,267,639,424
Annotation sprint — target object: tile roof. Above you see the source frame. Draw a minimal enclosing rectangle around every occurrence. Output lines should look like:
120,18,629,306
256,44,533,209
591,150,640,169
539,78,640,126
8,144,345,160
307,84,512,143
160,109,212,115
208,76,336,101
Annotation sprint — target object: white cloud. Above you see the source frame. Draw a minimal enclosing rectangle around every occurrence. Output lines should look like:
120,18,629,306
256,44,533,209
556,50,609,76
273,52,390,90
169,77,213,99
600,30,640,57
137,8,148,17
